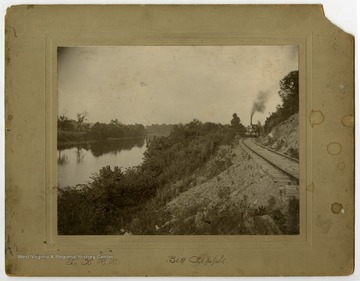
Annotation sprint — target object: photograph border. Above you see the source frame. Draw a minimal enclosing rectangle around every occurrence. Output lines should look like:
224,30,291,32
46,34,309,248
5,5,354,276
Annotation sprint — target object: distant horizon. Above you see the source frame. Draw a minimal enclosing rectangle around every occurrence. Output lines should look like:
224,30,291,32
58,46,298,126
61,117,235,126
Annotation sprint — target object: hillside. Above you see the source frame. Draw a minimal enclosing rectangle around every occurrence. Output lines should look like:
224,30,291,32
123,138,298,235
259,113,299,159
141,115,300,235
163,142,288,235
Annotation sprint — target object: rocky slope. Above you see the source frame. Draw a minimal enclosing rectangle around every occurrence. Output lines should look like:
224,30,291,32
161,140,292,235
260,113,299,159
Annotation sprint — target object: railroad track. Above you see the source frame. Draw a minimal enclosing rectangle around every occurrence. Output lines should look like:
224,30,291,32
240,138,299,186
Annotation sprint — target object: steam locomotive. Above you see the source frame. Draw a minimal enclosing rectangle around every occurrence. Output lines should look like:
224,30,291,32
244,114,260,138
245,124,259,138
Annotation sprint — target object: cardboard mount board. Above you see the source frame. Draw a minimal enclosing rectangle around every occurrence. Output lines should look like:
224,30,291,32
5,5,354,276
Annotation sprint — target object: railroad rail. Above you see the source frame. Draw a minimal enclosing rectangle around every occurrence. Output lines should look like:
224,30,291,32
251,138,299,163
241,138,299,185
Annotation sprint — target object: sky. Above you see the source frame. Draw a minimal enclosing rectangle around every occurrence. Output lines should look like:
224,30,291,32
58,46,298,126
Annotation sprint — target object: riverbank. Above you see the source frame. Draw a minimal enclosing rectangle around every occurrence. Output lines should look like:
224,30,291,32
57,136,147,147
58,120,236,235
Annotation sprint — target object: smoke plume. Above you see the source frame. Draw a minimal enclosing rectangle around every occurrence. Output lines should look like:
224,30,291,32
251,91,270,124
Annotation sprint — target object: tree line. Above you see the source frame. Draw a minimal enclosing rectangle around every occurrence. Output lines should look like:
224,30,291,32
90,120,146,140
146,124,173,136
57,113,146,143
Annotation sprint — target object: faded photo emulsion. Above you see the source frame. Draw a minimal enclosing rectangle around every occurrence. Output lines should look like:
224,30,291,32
57,46,299,235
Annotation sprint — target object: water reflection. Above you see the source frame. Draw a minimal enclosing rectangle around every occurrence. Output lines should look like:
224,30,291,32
90,138,145,157
57,138,146,187
75,147,85,164
58,138,146,162
57,150,68,166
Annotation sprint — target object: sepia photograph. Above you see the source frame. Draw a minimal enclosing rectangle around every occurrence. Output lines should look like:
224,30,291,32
4,3,356,277
57,45,299,236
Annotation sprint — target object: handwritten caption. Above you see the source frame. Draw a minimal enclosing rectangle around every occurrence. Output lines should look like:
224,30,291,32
17,254,119,266
167,254,226,266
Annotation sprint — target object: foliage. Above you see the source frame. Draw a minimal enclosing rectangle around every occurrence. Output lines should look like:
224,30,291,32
142,120,235,184
230,113,246,136
146,124,173,136
281,197,299,234
58,120,236,235
164,195,299,235
58,117,300,235
57,114,146,144
264,70,299,134
258,195,299,235
89,121,146,140
58,165,157,235
279,71,299,116
76,112,88,132
57,115,75,133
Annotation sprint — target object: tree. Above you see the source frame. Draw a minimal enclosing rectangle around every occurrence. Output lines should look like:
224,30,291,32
278,70,299,118
76,112,88,132
264,70,299,134
108,119,125,138
57,115,68,134
90,122,109,140
57,114,74,134
256,120,263,136
230,113,246,136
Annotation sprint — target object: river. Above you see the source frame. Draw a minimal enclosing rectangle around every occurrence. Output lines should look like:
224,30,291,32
57,138,147,188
